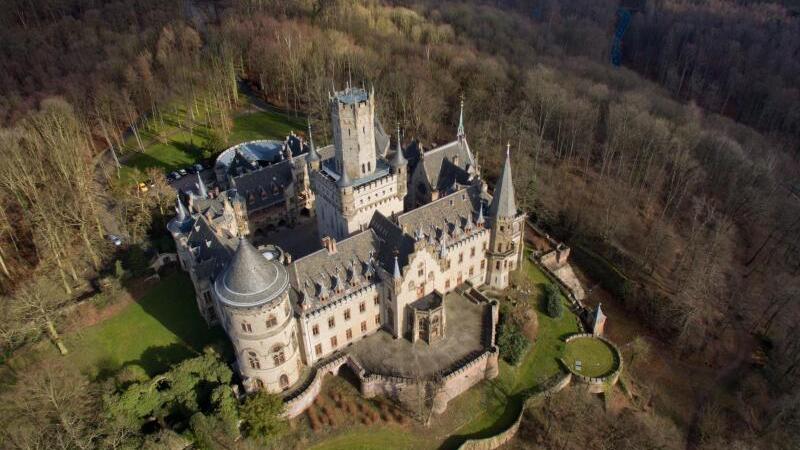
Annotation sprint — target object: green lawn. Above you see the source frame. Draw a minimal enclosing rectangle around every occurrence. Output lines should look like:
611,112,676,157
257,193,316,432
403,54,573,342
119,106,306,185
64,272,229,378
563,336,617,377
446,257,580,444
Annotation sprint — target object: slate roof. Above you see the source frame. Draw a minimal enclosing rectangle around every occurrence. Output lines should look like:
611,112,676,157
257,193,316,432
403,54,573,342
397,184,487,242
489,149,517,218
233,160,294,211
215,238,289,307
289,231,383,309
184,215,237,280
369,212,415,270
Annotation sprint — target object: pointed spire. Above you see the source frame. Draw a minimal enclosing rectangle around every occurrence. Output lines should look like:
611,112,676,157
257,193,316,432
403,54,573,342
196,173,208,198
439,232,448,258
391,124,407,168
457,96,465,139
337,167,352,188
477,202,485,226
306,121,320,163
176,195,189,222
489,143,517,218
393,255,401,279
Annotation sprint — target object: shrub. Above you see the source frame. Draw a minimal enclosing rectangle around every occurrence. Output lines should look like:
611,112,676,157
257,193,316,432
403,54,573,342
544,284,563,318
240,391,286,440
498,321,530,365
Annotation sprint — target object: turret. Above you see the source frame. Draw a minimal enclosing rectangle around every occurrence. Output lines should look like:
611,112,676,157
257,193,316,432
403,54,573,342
486,144,524,289
196,173,208,199
306,122,321,172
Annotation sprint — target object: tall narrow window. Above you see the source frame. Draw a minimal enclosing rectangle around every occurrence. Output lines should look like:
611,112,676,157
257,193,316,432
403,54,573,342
330,336,338,348
346,328,353,340
248,351,260,369
241,322,252,333
280,374,289,390
266,315,277,328
315,344,322,356
312,324,319,336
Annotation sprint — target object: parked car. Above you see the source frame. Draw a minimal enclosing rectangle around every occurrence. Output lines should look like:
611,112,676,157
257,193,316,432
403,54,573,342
107,234,123,246
178,168,188,176
194,163,204,172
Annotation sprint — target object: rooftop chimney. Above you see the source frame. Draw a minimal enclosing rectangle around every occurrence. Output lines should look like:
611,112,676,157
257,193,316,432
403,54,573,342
321,236,338,254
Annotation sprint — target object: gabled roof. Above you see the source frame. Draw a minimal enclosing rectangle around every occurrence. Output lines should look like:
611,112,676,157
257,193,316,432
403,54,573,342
289,230,382,309
185,215,237,279
414,140,474,192
397,184,486,241
233,160,294,211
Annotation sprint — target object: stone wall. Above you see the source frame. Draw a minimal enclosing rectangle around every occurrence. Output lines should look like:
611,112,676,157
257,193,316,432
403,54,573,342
282,355,348,418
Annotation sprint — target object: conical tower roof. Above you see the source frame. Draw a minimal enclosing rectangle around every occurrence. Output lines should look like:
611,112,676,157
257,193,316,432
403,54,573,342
215,238,289,307
391,125,407,168
337,167,352,188
489,144,517,218
306,122,320,162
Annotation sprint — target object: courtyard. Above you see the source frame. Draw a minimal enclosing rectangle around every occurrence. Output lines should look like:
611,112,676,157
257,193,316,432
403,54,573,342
347,291,488,378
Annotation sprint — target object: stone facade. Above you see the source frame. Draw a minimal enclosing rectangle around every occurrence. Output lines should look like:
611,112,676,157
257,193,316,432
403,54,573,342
168,86,525,417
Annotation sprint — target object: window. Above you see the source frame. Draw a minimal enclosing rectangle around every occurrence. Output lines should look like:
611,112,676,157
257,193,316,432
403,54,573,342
344,309,351,320
346,328,353,340
481,260,486,269
469,267,474,276
375,314,381,325
248,351,260,369
266,315,277,328
256,378,264,389
459,253,464,263
374,296,379,305
445,280,451,289
328,316,335,328
483,242,488,251
361,163,365,174
284,303,290,317
359,302,366,313
367,162,371,171
416,284,424,297
470,247,476,257
315,344,322,356
272,345,286,366
312,324,319,336
203,291,212,303
418,268,424,277
496,261,501,270
330,336,338,348
361,321,367,332
280,374,289,390
241,322,252,333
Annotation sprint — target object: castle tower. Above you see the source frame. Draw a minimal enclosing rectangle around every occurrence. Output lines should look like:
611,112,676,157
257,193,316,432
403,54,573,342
486,144,524,290
330,86,376,181
214,238,302,393
168,195,193,271
391,125,408,201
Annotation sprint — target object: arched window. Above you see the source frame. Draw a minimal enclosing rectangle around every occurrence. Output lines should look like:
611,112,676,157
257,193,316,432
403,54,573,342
266,315,277,328
272,344,286,365
241,321,253,333
280,374,290,390
247,351,261,369
255,378,264,389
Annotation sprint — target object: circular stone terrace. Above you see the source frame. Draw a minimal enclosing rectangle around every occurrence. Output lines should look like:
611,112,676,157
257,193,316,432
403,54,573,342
562,335,619,378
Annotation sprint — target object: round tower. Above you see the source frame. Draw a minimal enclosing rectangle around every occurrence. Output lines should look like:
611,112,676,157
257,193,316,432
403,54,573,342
214,238,302,393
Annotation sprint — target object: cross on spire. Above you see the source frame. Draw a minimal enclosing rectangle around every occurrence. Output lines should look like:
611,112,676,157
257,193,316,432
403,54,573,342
457,95,466,139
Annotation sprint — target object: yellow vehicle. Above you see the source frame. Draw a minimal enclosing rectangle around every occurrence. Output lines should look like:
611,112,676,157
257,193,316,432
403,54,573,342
137,182,149,193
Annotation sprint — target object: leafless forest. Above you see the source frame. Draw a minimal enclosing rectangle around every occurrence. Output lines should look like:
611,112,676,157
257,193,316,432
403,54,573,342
0,0,799,448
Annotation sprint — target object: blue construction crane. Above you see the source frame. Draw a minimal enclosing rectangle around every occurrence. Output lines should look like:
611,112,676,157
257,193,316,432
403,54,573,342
611,7,632,66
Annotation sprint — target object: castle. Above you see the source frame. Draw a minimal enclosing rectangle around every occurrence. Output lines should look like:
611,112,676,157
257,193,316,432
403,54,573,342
168,86,525,417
